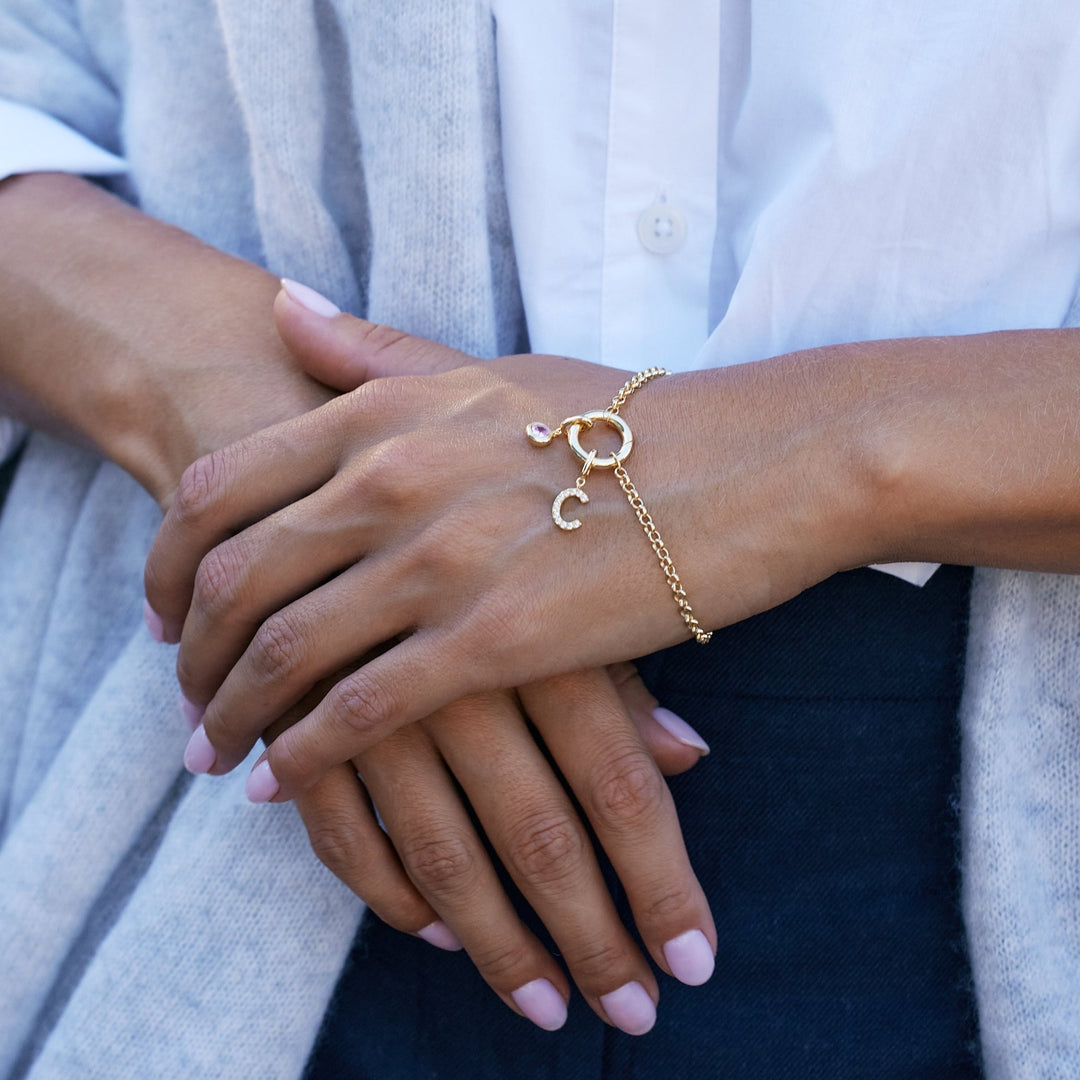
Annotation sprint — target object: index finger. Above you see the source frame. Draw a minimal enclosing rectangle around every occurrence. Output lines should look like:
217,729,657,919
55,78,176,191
245,630,480,801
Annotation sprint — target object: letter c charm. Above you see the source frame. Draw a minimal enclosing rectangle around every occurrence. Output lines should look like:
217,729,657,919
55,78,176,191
552,488,589,531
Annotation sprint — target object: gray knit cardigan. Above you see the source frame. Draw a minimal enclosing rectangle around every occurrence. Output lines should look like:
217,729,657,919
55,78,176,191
1,2,1079,1077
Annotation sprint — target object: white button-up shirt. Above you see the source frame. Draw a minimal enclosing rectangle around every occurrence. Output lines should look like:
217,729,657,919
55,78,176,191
4,0,1080,586
493,1,1080,380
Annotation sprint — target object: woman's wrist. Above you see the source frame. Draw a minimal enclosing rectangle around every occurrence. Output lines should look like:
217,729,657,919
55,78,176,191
0,173,334,508
621,352,876,634
603,322,1080,634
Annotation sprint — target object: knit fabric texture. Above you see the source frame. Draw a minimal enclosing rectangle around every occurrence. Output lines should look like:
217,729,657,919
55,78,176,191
1,2,1079,1077
956,288,1080,1078
0,2,519,1078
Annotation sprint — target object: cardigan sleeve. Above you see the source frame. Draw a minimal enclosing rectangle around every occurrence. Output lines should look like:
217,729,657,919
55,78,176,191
0,0,122,155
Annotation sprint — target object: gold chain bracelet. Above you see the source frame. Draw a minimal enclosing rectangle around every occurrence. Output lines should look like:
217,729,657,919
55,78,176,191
525,368,713,645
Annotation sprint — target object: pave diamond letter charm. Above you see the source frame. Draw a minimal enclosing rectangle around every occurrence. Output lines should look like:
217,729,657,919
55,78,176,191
552,487,588,531
526,421,553,446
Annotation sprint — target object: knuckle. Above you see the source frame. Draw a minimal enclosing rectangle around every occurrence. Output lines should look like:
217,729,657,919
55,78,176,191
467,938,535,985
307,813,369,876
192,542,245,619
504,811,587,890
567,939,632,987
534,668,604,711
249,612,307,685
639,882,699,925
590,748,667,830
360,368,419,408
398,828,477,899
351,438,411,510
329,671,398,742
172,448,230,525
357,321,411,353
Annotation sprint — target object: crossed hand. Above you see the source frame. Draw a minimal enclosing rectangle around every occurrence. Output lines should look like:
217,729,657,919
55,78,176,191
145,283,718,1035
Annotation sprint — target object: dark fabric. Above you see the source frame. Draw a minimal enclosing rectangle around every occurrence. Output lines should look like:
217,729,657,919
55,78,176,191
0,442,24,510
305,566,981,1079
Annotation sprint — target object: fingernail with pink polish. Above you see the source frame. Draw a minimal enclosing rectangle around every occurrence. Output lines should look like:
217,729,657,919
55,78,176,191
652,708,710,754
280,278,341,318
183,724,216,775
180,695,205,731
512,979,568,1032
599,982,656,1036
663,929,715,986
246,759,280,803
417,921,463,952
143,599,165,643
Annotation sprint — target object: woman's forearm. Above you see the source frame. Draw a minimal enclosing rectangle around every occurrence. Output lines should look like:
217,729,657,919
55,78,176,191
136,303,1080,803
852,329,1080,572
0,172,332,505
640,328,1080,630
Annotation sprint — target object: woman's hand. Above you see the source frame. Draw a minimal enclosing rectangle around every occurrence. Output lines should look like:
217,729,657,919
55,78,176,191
145,285,861,798
0,183,722,1032
168,286,716,1032
291,661,715,1034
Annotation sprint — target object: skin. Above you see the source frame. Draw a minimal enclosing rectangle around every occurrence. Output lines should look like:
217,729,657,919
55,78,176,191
144,282,1080,1029
0,172,715,1034
144,291,1080,792
0,174,334,494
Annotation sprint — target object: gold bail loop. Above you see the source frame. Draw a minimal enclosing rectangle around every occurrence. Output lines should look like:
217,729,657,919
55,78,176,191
576,449,598,489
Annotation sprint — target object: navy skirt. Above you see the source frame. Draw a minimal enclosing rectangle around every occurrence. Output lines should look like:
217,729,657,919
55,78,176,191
305,566,981,1078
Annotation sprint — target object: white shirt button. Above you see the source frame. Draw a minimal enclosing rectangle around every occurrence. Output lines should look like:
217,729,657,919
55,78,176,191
637,200,687,254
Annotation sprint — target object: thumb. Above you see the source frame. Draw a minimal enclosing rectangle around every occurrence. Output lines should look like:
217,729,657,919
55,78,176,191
274,278,474,390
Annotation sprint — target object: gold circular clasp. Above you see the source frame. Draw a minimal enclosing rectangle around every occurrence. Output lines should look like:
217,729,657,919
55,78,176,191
565,411,633,469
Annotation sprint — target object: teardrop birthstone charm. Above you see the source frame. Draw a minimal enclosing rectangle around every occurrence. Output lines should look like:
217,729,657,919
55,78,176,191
525,421,553,446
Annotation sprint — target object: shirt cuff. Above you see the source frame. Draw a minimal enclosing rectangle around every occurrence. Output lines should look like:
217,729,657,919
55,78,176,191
868,562,940,587
0,98,127,182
